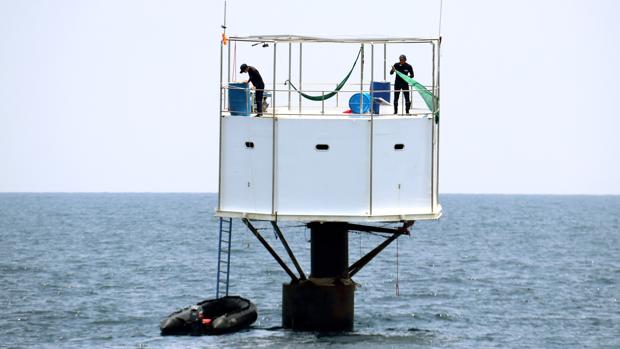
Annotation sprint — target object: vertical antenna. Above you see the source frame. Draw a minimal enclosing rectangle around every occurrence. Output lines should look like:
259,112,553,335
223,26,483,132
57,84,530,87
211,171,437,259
221,0,228,44
223,0,227,31
438,0,443,37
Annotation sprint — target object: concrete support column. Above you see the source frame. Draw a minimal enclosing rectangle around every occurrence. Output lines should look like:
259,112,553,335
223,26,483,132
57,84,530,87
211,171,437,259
282,222,355,331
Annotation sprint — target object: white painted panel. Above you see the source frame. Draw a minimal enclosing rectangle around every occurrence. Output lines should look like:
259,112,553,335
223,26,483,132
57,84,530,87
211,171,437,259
276,119,370,216
372,118,433,215
219,116,273,214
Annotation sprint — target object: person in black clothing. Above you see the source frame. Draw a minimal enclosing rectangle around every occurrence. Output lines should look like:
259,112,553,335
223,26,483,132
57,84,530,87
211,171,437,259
240,63,265,116
389,54,414,114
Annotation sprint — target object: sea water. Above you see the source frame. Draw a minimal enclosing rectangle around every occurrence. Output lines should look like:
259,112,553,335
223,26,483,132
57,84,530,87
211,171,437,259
1,194,618,348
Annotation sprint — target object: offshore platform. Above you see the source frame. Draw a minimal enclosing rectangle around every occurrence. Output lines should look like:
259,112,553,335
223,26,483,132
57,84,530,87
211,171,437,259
214,32,442,331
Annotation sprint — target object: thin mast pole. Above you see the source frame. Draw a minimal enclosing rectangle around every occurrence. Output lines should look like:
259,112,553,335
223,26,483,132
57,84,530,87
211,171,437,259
299,43,302,113
217,1,226,211
218,40,223,210
438,0,444,37
273,42,277,116
432,42,436,108
272,42,277,214
223,1,229,110
431,41,436,212
371,43,374,108
369,43,374,216
360,44,364,113
219,49,224,118
223,0,226,28
288,42,292,110
227,42,230,110
383,43,387,81
435,37,442,212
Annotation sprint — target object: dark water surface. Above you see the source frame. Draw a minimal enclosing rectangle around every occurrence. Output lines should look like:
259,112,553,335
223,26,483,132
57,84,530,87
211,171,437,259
1,194,618,348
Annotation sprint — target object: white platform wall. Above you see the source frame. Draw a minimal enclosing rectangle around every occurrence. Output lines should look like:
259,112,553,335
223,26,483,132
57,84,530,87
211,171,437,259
219,116,273,214
218,116,438,221
277,119,370,216
371,118,432,215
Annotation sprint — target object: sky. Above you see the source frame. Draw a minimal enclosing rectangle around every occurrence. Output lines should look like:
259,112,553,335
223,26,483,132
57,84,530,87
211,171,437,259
0,0,619,194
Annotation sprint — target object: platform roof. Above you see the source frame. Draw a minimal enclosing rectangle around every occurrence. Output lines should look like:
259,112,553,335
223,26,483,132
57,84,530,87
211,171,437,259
228,35,439,44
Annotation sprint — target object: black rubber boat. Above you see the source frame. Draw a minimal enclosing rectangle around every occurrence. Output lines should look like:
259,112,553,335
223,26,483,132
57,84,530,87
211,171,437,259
160,296,257,335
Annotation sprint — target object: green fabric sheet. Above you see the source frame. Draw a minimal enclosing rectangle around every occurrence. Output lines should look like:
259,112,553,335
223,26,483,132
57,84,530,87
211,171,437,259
395,70,439,123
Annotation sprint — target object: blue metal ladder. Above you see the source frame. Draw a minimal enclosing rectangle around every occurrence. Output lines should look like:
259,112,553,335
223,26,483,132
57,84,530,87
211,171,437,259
215,217,233,298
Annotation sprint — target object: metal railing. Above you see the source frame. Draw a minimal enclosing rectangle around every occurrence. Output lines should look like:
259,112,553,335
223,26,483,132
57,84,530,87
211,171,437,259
221,85,438,118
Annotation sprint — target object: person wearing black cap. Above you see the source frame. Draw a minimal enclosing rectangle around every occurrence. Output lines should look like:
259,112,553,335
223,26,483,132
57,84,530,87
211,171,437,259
389,55,414,114
240,63,265,116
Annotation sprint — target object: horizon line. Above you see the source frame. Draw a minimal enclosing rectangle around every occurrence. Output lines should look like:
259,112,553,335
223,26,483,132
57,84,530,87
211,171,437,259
0,191,618,197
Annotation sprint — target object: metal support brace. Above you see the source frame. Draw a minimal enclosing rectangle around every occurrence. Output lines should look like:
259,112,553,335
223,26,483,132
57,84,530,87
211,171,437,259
243,219,299,282
348,221,414,277
348,233,399,278
345,221,413,235
271,222,307,280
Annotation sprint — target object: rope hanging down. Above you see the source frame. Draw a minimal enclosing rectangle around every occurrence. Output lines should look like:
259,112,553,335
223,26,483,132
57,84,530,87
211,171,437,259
395,237,400,296
285,48,362,101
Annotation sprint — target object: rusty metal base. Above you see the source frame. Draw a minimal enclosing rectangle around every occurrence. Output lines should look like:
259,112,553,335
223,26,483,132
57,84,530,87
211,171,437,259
282,278,355,331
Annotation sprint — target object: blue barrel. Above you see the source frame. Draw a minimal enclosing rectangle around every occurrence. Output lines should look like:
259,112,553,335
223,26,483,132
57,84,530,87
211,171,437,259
349,93,372,114
228,82,252,116
371,81,391,114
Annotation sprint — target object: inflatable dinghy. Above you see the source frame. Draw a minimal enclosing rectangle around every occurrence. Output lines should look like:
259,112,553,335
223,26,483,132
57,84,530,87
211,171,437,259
160,296,257,335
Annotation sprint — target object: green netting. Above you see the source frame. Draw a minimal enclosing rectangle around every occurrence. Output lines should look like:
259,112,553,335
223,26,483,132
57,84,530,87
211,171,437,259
287,48,362,101
395,70,440,123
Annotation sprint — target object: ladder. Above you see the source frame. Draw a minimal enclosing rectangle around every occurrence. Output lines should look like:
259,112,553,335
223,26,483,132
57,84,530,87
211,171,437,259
215,217,232,298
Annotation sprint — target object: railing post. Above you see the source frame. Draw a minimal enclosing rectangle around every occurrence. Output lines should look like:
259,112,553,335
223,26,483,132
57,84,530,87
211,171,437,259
288,41,292,111
360,43,364,113
383,43,387,81
273,42,277,117
321,91,325,114
370,43,374,117
226,39,230,111
246,84,250,115
299,42,302,114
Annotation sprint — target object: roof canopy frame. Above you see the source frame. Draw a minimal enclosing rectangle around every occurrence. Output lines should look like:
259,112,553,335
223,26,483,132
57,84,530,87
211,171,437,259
228,35,439,45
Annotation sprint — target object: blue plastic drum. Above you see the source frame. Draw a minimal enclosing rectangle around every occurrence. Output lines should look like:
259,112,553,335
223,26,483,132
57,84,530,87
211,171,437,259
349,93,372,114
